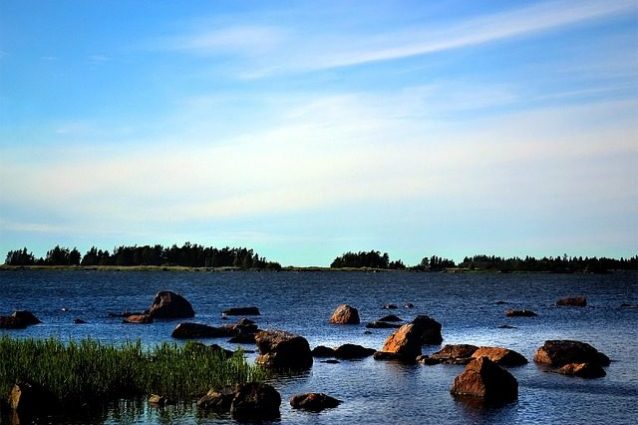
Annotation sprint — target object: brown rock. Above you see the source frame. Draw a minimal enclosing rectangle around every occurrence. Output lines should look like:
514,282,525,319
123,314,153,324
197,386,236,412
471,347,528,367
377,323,422,361
505,309,537,317
557,296,587,307
329,304,360,324
290,393,341,411
534,340,610,367
450,357,518,403
431,344,478,364
230,382,281,420
148,291,195,319
334,344,376,359
557,362,606,378
411,315,443,344
255,330,313,370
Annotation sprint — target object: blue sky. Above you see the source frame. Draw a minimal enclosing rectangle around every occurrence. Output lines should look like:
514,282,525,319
1,0,637,265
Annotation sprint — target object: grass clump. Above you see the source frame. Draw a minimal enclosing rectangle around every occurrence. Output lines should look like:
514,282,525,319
0,336,267,406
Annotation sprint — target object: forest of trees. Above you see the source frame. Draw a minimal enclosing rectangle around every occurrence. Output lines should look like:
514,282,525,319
330,250,408,269
3,243,282,270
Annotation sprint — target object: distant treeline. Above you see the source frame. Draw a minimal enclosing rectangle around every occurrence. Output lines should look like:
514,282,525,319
4,243,282,270
330,251,638,273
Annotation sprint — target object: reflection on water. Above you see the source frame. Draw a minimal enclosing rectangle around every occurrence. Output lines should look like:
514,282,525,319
0,270,637,424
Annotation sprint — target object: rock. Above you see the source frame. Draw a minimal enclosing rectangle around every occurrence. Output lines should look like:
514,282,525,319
498,324,517,329
534,340,610,367
495,300,508,305
329,304,360,324
383,304,398,309
147,291,195,319
620,303,638,309
255,330,313,370
210,344,234,358
223,307,260,316
12,311,41,326
123,314,153,324
74,318,87,324
379,314,402,322
366,321,402,329
321,359,340,364
557,362,606,379
363,330,372,335
171,322,233,339
431,344,478,364
148,394,170,405
505,309,537,317
416,355,441,365
556,296,587,307
290,393,341,411
230,382,281,421
334,344,376,359
450,357,518,404
404,303,415,309
471,347,528,367
0,311,42,329
411,315,443,344
228,333,256,344
376,323,422,361
312,346,336,357
197,386,236,412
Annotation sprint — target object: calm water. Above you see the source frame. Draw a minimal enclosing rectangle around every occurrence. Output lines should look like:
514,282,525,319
1,270,637,424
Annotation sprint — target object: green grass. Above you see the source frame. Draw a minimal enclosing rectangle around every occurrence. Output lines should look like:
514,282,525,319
0,337,267,406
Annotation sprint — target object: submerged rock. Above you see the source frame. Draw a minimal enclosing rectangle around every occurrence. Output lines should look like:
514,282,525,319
505,309,538,317
223,307,261,316
366,321,402,329
230,382,281,420
73,318,87,324
557,362,606,379
123,314,153,324
290,393,341,411
431,344,478,365
171,322,233,339
255,330,313,370
450,357,518,403
329,304,360,324
471,347,528,367
379,314,402,322
534,340,610,367
556,296,587,307
148,291,195,319
334,344,376,359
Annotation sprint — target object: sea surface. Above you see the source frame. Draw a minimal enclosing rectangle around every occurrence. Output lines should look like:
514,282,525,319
1,270,637,425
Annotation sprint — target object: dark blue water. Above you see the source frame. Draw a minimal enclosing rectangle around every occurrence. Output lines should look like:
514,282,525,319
1,270,637,424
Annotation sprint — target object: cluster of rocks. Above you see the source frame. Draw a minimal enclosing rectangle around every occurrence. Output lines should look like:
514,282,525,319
0,311,41,329
534,340,609,378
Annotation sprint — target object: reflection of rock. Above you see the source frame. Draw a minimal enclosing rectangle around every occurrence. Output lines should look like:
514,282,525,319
329,304,360,324
450,357,518,403
556,296,587,307
255,330,313,370
505,309,537,317
290,393,341,411
534,340,610,367
148,291,195,319
471,347,528,367
431,344,478,364
557,362,606,379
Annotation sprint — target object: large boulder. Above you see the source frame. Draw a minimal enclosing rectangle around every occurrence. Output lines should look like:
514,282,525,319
230,382,281,421
556,296,587,307
376,323,422,361
255,330,313,370
290,393,341,411
534,340,610,367
223,307,260,316
0,311,41,329
557,362,606,379
431,344,478,365
329,304,360,324
171,322,233,339
450,357,518,404
411,315,443,344
334,344,376,359
147,291,195,319
471,347,528,367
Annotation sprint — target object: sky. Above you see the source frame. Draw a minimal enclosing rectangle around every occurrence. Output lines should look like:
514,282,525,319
0,0,637,266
